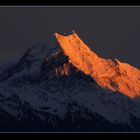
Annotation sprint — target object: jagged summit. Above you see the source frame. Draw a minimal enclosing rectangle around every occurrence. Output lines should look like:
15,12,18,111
54,32,140,98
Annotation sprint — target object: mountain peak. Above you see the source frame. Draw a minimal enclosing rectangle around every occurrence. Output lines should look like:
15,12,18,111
54,31,79,38
14,32,140,98
55,32,98,74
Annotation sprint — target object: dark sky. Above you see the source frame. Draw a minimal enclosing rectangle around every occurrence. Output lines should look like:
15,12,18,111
0,7,140,68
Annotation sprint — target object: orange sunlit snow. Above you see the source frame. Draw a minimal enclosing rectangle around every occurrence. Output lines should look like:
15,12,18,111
55,32,140,98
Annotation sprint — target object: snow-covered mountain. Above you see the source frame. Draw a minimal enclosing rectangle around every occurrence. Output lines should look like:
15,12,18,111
0,32,140,132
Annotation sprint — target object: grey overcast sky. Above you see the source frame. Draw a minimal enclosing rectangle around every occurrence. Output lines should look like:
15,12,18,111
0,7,140,68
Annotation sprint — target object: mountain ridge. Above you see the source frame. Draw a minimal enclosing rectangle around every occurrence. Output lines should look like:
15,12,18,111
54,32,140,98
